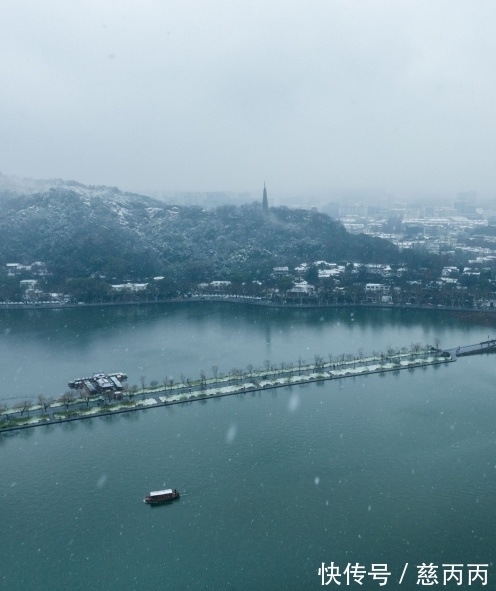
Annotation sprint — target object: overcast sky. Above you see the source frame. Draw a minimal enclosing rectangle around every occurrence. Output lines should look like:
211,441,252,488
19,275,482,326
1,0,496,200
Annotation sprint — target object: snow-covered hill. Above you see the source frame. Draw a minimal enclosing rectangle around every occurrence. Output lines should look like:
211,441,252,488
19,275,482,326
0,173,402,285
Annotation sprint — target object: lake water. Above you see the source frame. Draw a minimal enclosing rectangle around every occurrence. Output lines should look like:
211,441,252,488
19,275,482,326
1,303,496,590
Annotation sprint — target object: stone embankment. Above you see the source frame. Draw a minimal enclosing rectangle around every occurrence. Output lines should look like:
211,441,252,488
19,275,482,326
0,347,454,433
1,296,496,315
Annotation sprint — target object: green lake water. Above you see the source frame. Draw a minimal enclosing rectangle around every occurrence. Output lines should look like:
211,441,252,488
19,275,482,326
1,304,495,590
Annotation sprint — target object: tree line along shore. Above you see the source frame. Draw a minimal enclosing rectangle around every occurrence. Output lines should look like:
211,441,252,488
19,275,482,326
0,344,453,432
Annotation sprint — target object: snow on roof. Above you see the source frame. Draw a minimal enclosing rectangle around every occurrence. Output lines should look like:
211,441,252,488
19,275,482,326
150,489,173,496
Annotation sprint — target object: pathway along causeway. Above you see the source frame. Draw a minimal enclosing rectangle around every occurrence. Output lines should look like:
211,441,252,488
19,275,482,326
0,344,463,433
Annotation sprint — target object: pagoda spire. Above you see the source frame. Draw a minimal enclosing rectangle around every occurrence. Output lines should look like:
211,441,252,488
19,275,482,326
262,182,268,212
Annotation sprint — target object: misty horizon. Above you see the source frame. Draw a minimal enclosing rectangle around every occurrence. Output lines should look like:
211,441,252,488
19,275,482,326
2,1,496,201
0,170,485,211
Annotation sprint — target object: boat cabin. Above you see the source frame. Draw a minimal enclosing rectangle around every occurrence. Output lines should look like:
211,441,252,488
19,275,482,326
144,488,180,504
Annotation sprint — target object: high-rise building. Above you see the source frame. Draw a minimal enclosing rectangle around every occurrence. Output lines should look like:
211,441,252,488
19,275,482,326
454,191,477,215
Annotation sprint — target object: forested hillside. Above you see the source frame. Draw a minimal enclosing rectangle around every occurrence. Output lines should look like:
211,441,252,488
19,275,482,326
0,180,429,292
